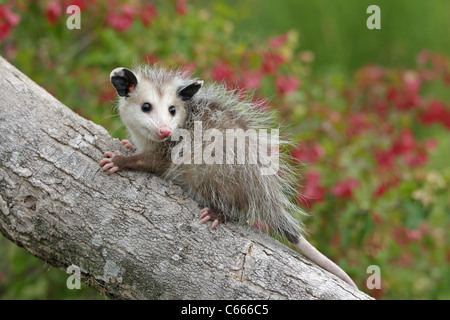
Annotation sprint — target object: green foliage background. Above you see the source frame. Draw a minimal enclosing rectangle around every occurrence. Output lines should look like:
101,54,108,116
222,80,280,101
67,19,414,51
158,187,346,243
0,0,449,299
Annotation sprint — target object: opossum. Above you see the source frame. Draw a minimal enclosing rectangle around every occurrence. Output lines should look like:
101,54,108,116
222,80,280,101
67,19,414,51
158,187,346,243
99,65,358,289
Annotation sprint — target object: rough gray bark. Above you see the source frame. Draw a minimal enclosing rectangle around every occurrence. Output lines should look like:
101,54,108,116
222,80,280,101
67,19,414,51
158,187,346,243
0,56,372,300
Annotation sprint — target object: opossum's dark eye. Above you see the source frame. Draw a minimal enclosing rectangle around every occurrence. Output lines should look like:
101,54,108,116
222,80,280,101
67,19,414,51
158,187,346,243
169,105,176,116
141,103,152,112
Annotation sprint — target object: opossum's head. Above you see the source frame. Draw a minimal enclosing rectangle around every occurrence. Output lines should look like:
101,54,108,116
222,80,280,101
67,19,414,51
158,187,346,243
110,67,203,142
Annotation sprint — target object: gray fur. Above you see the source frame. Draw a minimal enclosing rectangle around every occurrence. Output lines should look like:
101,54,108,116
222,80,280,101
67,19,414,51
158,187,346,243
111,65,357,289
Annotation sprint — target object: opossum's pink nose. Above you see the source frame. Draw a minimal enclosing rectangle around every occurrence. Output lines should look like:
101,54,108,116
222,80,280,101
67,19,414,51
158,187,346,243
158,127,172,139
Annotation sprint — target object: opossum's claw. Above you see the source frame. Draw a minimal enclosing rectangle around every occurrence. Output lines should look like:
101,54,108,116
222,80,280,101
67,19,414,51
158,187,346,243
121,139,135,151
210,219,220,230
199,207,222,231
99,150,122,174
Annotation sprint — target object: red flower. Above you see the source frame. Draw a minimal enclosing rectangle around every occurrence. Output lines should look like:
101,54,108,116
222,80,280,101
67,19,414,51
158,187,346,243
392,225,426,247
416,50,430,66
106,5,135,32
240,70,263,90
346,113,371,137
269,33,288,49
356,65,384,87
372,212,383,225
291,143,324,164
373,178,399,199
261,52,284,74
331,178,360,199
140,2,157,27
423,138,438,152
444,70,450,86
142,54,159,65
373,182,389,199
297,171,325,207
402,150,428,168
175,0,188,16
442,111,450,130
419,100,446,125
98,86,116,104
374,148,395,170
211,61,234,83
372,100,388,118
181,62,197,75
0,4,20,40
46,1,62,25
65,0,89,11
386,87,420,111
386,73,421,111
107,12,133,32
275,76,300,96
391,129,416,156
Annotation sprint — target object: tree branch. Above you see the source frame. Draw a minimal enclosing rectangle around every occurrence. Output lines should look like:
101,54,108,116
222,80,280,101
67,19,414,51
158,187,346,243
0,56,372,300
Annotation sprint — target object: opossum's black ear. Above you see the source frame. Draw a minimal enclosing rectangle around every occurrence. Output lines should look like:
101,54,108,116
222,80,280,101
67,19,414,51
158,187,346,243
110,67,138,97
177,80,203,101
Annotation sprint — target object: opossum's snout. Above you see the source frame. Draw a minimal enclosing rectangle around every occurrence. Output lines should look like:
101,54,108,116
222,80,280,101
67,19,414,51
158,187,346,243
157,126,172,140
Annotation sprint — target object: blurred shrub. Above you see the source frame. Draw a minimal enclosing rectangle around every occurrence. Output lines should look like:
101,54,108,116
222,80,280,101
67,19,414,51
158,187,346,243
0,0,449,299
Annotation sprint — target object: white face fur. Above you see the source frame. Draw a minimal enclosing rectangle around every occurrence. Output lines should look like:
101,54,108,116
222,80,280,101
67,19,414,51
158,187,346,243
119,76,188,143
110,67,203,150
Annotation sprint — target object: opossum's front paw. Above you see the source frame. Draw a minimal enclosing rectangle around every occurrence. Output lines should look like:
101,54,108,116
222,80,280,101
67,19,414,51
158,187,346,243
121,139,135,151
99,150,122,174
199,207,224,230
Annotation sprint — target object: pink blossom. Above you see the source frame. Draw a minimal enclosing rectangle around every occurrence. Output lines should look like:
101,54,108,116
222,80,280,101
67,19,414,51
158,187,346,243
140,2,157,27
240,70,262,90
0,4,20,40
391,129,416,156
423,138,438,152
181,62,197,75
402,150,428,168
175,0,188,16
275,75,300,96
261,52,284,74
419,100,446,126
297,171,325,207
372,212,383,225
373,182,389,199
372,178,399,199
346,113,371,137
392,225,426,247
386,75,421,111
442,111,450,130
416,50,430,66
105,2,136,32
141,54,159,65
331,178,360,199
374,148,395,170
356,65,384,87
291,143,324,164
268,33,288,48
106,12,133,32
66,0,89,11
46,1,62,25
211,61,234,83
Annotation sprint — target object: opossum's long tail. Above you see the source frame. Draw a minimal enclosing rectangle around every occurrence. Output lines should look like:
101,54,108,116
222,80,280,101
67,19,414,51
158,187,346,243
292,235,358,289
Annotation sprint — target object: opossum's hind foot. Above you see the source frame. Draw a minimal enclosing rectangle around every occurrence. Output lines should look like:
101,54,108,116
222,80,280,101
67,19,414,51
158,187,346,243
199,207,224,230
121,139,135,151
